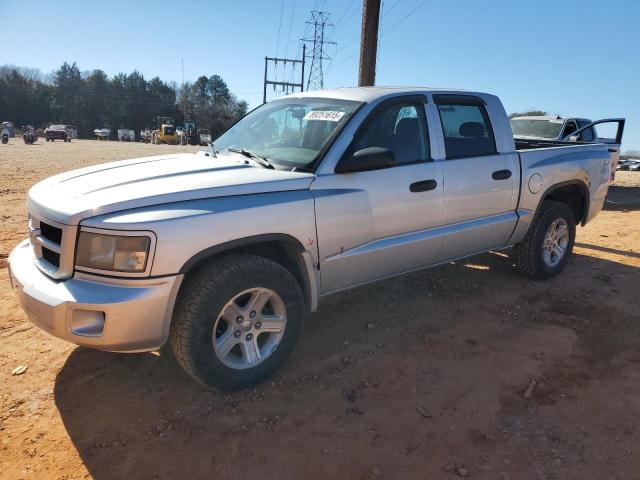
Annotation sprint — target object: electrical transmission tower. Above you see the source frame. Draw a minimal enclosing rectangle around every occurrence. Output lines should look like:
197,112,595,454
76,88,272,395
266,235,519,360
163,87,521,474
301,11,336,90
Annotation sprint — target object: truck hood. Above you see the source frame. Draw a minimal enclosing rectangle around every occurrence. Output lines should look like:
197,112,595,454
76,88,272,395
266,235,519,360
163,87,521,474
28,152,315,225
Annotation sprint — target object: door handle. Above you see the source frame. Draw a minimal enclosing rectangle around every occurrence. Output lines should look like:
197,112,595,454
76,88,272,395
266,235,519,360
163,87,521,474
409,179,437,192
608,148,618,153
492,169,512,180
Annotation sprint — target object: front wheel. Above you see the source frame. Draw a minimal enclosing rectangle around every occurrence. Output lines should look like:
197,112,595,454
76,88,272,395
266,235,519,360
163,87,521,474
513,200,576,279
169,254,306,390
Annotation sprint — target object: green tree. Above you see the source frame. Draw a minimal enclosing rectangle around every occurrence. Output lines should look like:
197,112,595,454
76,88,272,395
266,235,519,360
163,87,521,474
52,62,85,131
0,63,248,140
508,110,548,119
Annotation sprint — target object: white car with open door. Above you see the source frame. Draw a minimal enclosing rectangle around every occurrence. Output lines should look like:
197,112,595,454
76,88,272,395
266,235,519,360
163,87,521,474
510,115,625,181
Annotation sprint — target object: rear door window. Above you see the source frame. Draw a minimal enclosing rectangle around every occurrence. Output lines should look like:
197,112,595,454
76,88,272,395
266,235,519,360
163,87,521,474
434,97,497,159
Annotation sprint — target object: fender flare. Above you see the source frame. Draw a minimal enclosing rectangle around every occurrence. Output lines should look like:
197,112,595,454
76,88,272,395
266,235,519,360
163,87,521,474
537,179,590,225
178,233,318,312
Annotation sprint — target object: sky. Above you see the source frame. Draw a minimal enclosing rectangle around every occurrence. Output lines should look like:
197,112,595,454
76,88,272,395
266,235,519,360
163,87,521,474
1,0,639,150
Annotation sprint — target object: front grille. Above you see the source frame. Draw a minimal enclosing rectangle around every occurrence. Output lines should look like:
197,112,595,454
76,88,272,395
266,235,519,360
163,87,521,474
41,247,60,267
28,213,74,279
40,222,63,244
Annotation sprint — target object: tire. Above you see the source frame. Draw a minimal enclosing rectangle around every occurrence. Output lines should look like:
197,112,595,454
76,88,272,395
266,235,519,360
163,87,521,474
169,254,306,391
513,200,576,280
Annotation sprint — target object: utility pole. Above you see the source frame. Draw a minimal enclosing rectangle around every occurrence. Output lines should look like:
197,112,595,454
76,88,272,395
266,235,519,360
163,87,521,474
358,0,381,87
302,11,336,90
262,44,306,104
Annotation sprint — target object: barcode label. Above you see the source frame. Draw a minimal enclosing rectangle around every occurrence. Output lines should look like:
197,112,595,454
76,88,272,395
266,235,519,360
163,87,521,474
303,110,345,122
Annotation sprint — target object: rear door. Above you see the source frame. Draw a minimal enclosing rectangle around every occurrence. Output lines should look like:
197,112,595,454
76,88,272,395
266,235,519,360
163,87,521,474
432,94,519,260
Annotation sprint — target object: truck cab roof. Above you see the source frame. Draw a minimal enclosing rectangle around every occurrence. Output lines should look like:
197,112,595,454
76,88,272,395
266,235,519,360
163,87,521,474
283,86,491,103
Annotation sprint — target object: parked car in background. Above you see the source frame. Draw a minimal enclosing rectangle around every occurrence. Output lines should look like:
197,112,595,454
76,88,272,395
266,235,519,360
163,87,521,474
2,121,15,137
117,129,135,141
94,128,111,140
8,87,625,391
44,125,71,142
510,116,595,142
616,159,634,171
198,128,211,146
140,129,152,143
176,126,185,143
629,162,640,172
65,125,78,139
510,115,625,181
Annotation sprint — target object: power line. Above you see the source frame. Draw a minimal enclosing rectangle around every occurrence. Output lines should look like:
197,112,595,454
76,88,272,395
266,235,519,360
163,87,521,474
274,0,285,59
381,0,404,18
290,21,311,86
376,1,383,73
380,0,432,37
283,0,297,59
332,0,433,66
334,0,356,29
333,0,359,34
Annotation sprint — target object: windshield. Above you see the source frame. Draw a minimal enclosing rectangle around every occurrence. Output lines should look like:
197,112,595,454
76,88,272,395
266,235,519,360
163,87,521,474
510,118,564,139
212,97,362,169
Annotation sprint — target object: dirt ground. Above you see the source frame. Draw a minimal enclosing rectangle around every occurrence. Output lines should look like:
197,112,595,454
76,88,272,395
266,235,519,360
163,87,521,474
1,139,639,480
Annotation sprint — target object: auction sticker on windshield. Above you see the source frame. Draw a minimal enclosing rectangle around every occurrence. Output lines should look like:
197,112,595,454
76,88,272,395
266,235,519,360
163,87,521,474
304,110,345,121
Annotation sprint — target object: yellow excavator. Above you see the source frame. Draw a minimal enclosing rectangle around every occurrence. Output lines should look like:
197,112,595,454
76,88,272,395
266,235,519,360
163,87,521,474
151,116,178,144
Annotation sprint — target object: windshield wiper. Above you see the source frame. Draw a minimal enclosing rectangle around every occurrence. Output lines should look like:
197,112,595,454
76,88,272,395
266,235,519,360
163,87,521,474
208,143,219,157
228,148,275,169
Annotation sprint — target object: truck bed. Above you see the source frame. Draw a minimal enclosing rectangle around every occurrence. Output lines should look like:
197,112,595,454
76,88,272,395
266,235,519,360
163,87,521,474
515,137,593,150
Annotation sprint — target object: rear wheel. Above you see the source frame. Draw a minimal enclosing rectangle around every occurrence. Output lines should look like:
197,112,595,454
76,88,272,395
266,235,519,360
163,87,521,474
169,254,305,390
513,200,576,279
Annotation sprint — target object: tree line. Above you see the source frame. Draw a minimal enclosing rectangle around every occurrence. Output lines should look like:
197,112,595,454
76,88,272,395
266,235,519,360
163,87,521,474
0,62,249,140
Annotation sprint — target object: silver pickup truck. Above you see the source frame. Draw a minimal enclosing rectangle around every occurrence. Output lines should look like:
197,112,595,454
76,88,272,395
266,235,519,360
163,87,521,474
8,87,624,390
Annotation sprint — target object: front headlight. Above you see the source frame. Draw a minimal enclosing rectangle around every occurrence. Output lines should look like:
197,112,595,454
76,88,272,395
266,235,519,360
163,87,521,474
76,231,151,273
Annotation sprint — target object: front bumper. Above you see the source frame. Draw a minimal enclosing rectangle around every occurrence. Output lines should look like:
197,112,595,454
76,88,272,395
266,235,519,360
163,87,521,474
8,239,183,352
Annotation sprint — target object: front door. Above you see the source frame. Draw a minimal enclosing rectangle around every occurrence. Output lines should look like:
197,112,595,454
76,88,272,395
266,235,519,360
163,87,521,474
312,96,444,295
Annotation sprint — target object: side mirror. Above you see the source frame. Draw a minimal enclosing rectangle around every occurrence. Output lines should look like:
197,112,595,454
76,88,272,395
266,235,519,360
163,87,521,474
335,147,396,174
